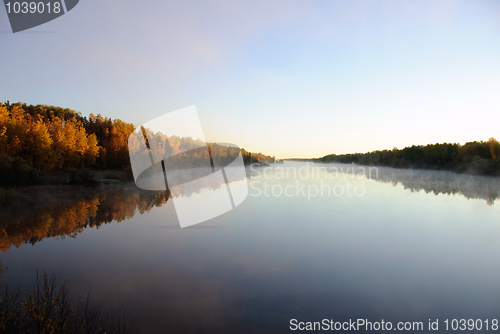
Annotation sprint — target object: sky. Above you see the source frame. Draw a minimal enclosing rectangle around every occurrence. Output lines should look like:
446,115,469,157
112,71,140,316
1,0,499,158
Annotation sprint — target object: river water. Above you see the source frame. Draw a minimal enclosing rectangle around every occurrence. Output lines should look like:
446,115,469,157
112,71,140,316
1,162,499,333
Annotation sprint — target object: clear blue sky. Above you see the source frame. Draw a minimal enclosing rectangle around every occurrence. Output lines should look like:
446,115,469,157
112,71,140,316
1,0,499,158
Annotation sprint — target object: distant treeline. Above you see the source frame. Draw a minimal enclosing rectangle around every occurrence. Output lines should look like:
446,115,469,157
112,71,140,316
0,102,275,186
319,139,500,176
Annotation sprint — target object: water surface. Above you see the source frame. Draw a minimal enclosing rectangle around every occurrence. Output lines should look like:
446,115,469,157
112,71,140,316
1,162,499,333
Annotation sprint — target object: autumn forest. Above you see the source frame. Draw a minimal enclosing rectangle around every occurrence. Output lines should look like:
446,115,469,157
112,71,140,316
0,102,275,186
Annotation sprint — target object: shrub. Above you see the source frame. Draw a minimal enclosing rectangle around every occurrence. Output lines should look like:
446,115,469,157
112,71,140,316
0,153,41,186
0,264,140,334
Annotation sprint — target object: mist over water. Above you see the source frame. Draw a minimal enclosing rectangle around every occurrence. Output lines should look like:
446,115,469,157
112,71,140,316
316,163,500,205
1,162,499,333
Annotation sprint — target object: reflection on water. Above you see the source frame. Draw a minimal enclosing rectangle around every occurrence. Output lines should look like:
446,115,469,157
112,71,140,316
320,163,500,205
2,164,498,253
0,186,170,252
370,167,500,205
166,167,247,197
0,167,249,252
1,165,498,252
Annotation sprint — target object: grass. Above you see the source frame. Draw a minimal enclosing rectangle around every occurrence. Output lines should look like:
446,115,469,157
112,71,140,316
0,263,140,334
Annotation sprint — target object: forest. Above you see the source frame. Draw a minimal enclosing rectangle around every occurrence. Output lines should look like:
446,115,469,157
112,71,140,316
319,139,500,176
0,102,275,186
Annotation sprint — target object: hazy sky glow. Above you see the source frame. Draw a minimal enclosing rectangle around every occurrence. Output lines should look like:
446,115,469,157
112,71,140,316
1,0,499,158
